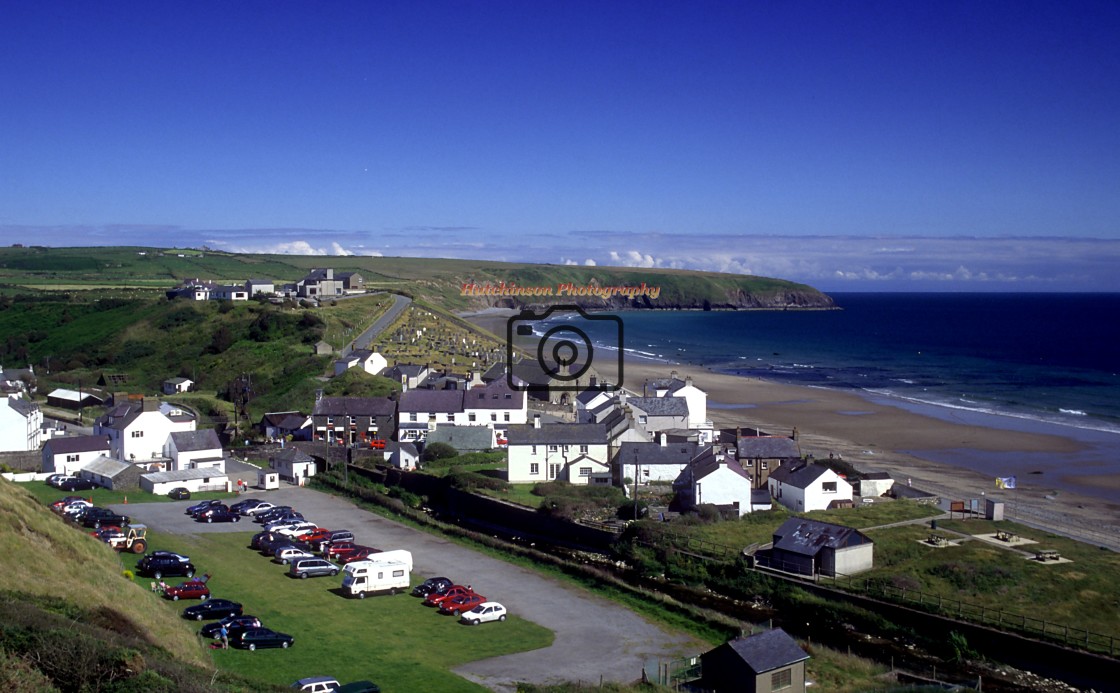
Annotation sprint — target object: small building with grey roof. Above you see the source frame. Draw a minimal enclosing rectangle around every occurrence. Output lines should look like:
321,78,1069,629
41,435,112,475
140,467,231,495
79,456,142,490
699,628,810,693
764,518,873,577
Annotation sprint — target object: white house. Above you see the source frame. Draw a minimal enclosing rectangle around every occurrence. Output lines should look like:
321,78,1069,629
93,397,196,463
768,462,853,513
245,279,275,296
162,377,194,395
644,372,709,429
505,420,610,485
333,349,388,377
140,468,231,496
165,429,225,472
270,447,317,484
41,435,112,475
397,389,466,442
674,446,757,517
462,380,527,428
0,394,43,452
383,442,420,471
622,396,690,435
615,439,698,484
211,285,248,301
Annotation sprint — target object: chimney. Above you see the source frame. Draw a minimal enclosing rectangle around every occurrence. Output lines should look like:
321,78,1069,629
685,376,692,388
427,414,437,432
315,389,324,402
659,432,667,446
590,375,598,388
792,427,799,441
142,397,160,413
533,414,541,429
670,369,678,381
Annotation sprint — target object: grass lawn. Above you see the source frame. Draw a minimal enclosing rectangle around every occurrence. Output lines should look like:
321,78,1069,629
479,483,540,509
117,529,554,691
25,481,238,507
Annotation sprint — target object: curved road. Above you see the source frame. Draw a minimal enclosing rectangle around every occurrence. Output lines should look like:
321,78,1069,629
112,487,702,691
340,293,412,358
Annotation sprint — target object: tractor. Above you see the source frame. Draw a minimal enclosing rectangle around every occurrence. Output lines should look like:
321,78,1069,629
107,524,149,554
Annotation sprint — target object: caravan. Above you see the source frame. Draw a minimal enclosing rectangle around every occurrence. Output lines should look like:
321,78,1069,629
340,549,413,599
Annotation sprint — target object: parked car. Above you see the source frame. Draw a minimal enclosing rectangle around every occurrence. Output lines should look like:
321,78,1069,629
339,547,381,564
164,578,211,601
291,676,340,693
274,546,316,565
203,509,242,523
336,682,381,693
192,504,230,519
183,598,243,621
317,529,355,553
81,509,129,529
295,527,333,545
460,601,507,625
58,499,92,516
232,627,294,650
438,592,487,616
167,487,191,500
138,552,196,580
324,541,363,561
59,477,98,492
185,499,224,516
231,498,267,514
250,504,288,521
411,576,453,598
264,516,309,533
288,558,339,579
201,614,261,639
50,495,87,510
90,526,124,542
424,585,476,608
46,474,76,488
262,536,311,556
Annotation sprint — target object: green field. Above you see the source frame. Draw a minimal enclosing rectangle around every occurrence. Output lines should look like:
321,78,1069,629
114,530,554,691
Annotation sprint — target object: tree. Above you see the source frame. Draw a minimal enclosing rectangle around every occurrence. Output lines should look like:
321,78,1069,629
422,442,458,462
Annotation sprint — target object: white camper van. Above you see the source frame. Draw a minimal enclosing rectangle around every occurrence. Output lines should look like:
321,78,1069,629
341,549,413,599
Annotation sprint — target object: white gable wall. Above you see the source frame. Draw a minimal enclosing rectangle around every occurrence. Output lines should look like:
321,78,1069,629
694,464,754,516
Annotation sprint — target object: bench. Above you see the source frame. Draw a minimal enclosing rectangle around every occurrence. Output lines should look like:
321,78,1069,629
1035,550,1061,561
995,531,1018,543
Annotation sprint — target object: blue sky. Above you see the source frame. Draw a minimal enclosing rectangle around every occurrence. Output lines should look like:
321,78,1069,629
1,1,1118,291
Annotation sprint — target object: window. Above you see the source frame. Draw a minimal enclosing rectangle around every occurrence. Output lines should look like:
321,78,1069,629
579,467,591,477
744,459,753,467
468,413,477,422
822,481,837,493
771,668,792,690
66,454,79,462
490,413,497,421
548,463,560,479
131,430,144,438
530,463,539,475
548,444,558,452
409,413,417,422
504,393,512,399
638,415,647,425
327,416,334,425
760,461,768,470
503,412,510,422
579,444,588,454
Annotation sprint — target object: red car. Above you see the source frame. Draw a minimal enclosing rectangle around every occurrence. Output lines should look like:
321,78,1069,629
424,585,476,608
439,592,487,616
339,547,382,564
296,528,333,545
325,541,363,561
163,579,211,601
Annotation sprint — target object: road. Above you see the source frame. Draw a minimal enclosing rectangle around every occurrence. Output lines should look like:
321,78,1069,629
111,486,702,691
339,293,411,358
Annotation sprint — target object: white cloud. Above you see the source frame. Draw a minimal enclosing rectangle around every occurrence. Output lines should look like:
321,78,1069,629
608,250,659,268
584,258,597,266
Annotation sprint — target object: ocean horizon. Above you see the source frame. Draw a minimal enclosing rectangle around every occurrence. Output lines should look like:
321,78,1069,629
536,292,1120,503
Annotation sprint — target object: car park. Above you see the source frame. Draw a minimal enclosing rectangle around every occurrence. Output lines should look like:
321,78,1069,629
201,614,261,639
274,546,316,565
411,576,453,598
137,552,197,580
203,509,242,523
289,558,339,579
183,598,243,621
291,676,340,693
185,499,224,515
263,515,308,532
262,536,311,556
164,578,210,601
233,627,294,650
424,585,476,608
438,592,486,616
460,601,507,625
59,477,98,492
167,487,190,500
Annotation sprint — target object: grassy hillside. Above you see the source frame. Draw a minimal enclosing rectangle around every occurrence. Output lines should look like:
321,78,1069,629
0,479,278,691
0,246,835,311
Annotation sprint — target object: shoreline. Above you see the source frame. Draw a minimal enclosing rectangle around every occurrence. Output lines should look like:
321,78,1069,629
461,312,1120,532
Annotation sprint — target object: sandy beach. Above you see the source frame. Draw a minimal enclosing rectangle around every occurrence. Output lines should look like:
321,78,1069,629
462,311,1120,540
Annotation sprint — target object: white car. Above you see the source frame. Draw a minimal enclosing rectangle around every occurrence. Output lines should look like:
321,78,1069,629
274,547,315,565
274,522,318,538
460,602,507,625
244,502,277,516
61,500,93,516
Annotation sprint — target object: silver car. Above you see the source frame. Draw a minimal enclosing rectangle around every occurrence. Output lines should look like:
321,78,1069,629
288,558,339,579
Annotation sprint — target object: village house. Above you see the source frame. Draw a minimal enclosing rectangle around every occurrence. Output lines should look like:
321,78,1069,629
0,394,44,452
245,278,275,296
643,371,710,429
674,445,761,517
615,438,698,485
270,447,318,484
161,377,194,395
622,395,690,435
257,411,310,441
505,419,610,485
41,435,112,475
699,628,810,693
397,389,465,443
165,429,225,472
333,349,388,377
296,268,345,299
736,433,802,489
311,396,396,447
383,441,420,471
93,396,196,464
767,461,853,513
45,387,105,410
0,364,35,396
79,456,143,491
382,363,431,391
336,271,364,291
765,518,874,577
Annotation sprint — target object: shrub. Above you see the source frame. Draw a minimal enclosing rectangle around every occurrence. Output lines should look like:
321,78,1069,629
423,442,458,462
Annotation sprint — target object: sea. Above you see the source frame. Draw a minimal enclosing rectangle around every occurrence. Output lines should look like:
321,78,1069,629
536,293,1120,503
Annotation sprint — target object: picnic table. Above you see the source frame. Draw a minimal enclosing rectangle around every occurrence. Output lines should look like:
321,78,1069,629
927,533,949,546
995,530,1018,542
1035,549,1061,561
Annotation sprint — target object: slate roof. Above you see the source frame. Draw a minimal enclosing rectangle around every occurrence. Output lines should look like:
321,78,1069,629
624,396,689,417
384,441,418,457
464,382,524,409
863,471,892,480
425,425,494,451
736,436,800,459
6,396,39,416
170,429,222,452
164,377,192,386
82,456,133,479
398,389,465,414
617,441,698,466
47,388,105,404
272,448,314,465
43,435,111,456
645,376,688,394
312,397,396,417
506,423,608,446
691,454,752,483
768,462,831,489
720,628,809,674
143,468,229,483
260,411,308,429
772,518,871,555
